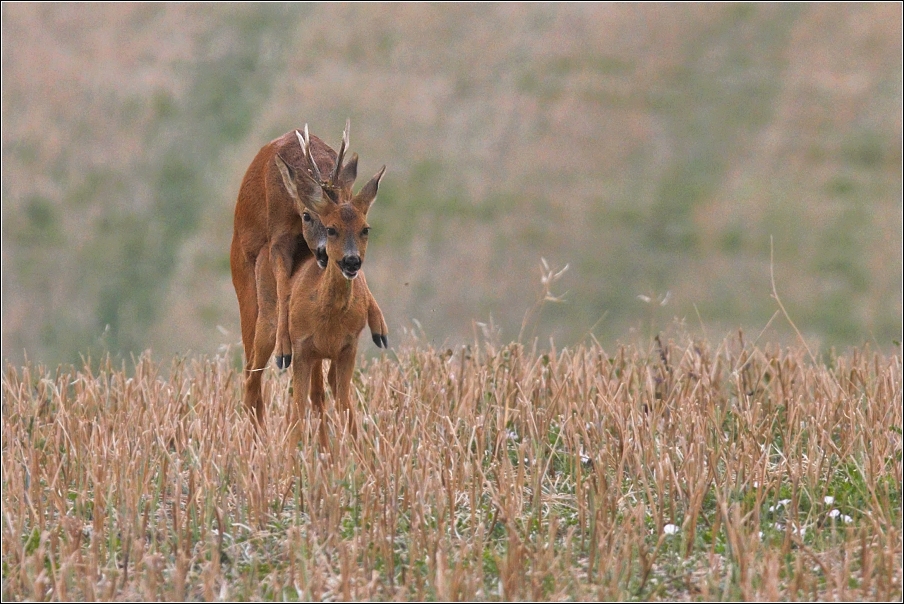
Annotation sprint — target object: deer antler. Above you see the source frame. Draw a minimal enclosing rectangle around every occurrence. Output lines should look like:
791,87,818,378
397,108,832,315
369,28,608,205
296,122,352,192
295,124,325,186
329,118,350,187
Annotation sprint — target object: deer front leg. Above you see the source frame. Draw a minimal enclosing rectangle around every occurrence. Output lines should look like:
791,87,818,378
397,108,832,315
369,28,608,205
270,235,297,370
367,297,389,349
358,274,388,349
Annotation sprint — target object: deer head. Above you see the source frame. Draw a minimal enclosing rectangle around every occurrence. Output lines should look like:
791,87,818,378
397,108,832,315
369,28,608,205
301,210,329,269
275,123,385,280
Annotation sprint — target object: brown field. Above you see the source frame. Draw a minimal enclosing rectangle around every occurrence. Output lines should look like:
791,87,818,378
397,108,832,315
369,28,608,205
2,334,901,600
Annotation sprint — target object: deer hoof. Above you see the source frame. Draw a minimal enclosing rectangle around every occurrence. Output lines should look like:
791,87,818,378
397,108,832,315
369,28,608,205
372,334,389,349
276,354,292,370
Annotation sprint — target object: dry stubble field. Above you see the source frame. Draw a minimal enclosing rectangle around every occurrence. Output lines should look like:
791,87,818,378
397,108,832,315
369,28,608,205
2,333,902,601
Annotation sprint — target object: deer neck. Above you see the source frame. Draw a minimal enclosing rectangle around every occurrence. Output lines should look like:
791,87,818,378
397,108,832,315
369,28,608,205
319,260,355,311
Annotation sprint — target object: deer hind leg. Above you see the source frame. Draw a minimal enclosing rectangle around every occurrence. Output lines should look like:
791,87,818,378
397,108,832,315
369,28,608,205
309,360,328,449
288,352,313,449
241,250,278,429
231,236,259,368
232,237,267,422
333,345,360,440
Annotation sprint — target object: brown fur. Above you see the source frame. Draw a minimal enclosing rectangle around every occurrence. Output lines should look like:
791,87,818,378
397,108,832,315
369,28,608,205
242,244,387,437
238,205,389,427
230,124,386,427
273,147,385,444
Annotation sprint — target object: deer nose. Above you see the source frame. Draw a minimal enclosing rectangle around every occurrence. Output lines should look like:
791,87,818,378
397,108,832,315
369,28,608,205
339,255,361,274
315,246,328,269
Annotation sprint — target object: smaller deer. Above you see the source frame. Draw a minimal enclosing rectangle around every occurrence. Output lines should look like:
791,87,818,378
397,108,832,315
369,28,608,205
299,209,389,350
241,209,388,426
274,131,385,444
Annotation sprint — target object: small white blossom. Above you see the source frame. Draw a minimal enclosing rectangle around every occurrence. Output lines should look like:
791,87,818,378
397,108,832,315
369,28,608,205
823,496,835,505
663,524,680,535
828,509,853,523
769,499,792,512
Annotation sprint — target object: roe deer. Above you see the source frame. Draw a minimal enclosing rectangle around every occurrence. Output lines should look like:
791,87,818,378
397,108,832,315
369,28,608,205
241,213,389,425
273,135,385,443
231,121,360,372
230,121,388,425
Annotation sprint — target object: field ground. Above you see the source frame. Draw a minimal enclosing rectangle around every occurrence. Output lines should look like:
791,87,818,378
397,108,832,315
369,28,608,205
2,334,901,600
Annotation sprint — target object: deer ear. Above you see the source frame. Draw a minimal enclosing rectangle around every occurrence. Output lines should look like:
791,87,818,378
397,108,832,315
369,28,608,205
274,154,329,215
337,152,358,191
353,165,385,214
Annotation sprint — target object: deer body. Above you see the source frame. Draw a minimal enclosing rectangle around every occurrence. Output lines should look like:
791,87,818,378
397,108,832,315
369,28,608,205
231,123,387,426
288,253,375,442
244,243,386,432
273,134,385,443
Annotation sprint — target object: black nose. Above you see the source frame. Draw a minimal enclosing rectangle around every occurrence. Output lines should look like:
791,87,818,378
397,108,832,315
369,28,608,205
339,255,361,273
315,247,328,269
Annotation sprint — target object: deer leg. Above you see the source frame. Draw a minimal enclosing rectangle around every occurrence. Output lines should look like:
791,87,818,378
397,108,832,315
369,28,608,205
310,359,325,414
289,352,313,448
327,360,338,399
231,237,259,370
334,345,359,440
360,274,388,348
231,237,267,427
270,236,297,370
309,360,328,449
243,251,278,429
367,297,389,349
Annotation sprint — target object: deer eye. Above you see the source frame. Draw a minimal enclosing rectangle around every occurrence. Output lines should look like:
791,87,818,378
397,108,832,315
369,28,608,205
361,227,370,237
302,212,312,223
326,227,338,237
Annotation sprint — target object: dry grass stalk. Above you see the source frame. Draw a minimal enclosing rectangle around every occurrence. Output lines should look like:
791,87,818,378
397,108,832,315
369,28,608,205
2,336,901,600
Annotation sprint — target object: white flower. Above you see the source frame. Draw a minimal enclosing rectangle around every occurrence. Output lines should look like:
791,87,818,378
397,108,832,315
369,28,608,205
823,496,835,505
828,509,852,523
769,499,792,512
663,524,680,535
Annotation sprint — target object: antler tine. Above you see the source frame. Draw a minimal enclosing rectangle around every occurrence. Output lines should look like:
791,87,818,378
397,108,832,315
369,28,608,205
299,124,323,184
330,118,350,186
295,128,307,157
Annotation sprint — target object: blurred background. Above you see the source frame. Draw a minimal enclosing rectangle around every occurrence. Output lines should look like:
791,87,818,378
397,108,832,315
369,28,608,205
2,3,902,367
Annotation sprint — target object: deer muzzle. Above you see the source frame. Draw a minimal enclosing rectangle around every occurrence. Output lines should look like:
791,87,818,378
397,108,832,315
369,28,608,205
338,255,362,280
315,246,328,269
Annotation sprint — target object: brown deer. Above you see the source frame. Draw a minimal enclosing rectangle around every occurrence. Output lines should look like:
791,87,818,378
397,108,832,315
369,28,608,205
240,213,389,427
273,134,385,444
230,122,388,425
